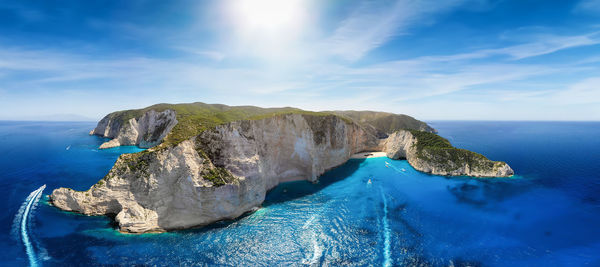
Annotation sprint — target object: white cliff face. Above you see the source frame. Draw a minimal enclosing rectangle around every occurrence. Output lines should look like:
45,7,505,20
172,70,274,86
382,130,417,160
52,114,513,233
91,109,177,149
51,139,266,233
51,114,379,233
199,114,380,190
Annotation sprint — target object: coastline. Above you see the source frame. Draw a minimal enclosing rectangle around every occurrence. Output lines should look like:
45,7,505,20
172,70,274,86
350,151,387,159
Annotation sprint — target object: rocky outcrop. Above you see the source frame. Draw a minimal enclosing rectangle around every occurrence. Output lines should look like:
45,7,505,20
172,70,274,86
51,114,380,233
51,139,265,233
52,109,513,233
91,109,177,149
383,130,514,177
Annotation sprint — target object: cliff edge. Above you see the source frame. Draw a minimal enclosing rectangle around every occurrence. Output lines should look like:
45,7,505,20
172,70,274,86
52,114,379,232
51,103,513,233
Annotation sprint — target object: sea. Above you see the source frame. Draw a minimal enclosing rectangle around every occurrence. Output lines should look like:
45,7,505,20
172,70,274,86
0,120,599,266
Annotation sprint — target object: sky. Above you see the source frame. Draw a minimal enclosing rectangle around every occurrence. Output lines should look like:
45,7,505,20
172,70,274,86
0,0,599,121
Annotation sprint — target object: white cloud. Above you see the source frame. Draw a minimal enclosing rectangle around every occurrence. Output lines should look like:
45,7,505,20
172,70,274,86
550,77,600,104
1,23,600,120
0,41,594,116
324,0,467,61
411,32,600,62
321,1,600,62
495,32,600,59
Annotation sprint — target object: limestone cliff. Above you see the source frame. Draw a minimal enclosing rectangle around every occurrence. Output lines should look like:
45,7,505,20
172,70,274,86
52,114,379,233
90,109,177,149
383,130,514,177
52,104,513,233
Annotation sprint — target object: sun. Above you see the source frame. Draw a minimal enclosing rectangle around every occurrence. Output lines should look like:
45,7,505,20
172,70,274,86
227,0,309,38
220,0,314,62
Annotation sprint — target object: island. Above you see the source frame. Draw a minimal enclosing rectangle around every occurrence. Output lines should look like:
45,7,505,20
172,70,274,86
50,102,513,233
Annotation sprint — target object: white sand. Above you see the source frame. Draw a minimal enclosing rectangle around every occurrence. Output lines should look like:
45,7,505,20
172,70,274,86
350,151,387,159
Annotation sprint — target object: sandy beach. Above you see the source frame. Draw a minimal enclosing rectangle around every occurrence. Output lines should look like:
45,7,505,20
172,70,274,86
350,151,387,159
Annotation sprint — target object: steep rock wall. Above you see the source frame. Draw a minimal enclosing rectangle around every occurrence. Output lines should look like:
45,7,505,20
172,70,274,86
52,114,379,233
198,114,380,190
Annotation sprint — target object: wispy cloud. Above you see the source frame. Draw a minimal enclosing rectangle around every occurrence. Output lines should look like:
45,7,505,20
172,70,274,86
493,32,600,59
1,28,599,119
550,77,600,104
413,31,600,62
574,0,600,14
324,0,468,61
2,0,600,120
320,1,599,62
173,47,226,61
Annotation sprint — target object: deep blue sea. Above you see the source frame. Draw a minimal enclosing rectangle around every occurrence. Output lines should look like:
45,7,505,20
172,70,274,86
1,121,599,266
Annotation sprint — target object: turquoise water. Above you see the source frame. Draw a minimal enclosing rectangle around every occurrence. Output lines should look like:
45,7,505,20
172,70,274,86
1,121,600,266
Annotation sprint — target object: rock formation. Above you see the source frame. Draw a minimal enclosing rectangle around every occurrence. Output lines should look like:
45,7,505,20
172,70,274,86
383,130,513,177
52,114,379,232
90,109,177,149
51,104,513,233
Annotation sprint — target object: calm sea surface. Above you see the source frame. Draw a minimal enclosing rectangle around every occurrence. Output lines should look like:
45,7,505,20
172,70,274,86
1,121,599,266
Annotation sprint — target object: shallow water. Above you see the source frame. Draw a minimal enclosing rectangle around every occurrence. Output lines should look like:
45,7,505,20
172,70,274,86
1,121,599,266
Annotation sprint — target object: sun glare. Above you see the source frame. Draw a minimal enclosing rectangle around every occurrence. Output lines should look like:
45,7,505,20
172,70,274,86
228,0,309,38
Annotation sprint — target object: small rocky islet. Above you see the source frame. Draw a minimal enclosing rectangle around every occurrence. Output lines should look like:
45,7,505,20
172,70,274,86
50,102,513,233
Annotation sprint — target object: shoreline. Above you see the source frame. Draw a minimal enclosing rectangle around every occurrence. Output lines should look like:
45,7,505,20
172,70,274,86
350,151,387,159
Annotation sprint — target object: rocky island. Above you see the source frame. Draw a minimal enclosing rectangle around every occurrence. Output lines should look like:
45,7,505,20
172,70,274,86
51,102,513,233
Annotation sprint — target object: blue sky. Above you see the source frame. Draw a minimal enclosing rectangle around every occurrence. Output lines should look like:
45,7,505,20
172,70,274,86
1,0,599,121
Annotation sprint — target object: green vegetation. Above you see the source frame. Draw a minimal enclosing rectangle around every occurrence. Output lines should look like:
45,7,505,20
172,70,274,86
333,110,435,135
195,146,211,161
102,102,438,183
101,151,153,182
408,130,498,173
120,152,152,177
104,138,238,186
408,130,453,150
106,102,317,147
249,110,353,124
203,167,235,187
106,102,433,148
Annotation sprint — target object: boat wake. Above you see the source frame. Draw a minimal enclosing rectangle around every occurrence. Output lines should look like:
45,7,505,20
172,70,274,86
385,161,406,175
301,202,331,265
12,185,46,267
380,187,392,267
301,216,323,265
307,231,323,265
